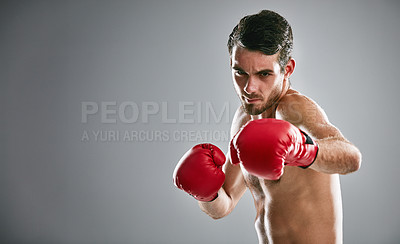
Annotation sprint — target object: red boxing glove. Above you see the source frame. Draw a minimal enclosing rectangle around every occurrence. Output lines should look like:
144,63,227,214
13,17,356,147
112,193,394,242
173,143,226,202
230,119,318,180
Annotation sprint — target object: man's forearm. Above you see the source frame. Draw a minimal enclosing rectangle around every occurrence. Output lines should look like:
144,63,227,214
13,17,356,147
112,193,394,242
198,188,233,220
310,137,362,174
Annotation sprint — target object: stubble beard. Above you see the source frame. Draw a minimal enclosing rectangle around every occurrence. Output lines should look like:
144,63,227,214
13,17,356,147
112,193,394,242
241,86,282,115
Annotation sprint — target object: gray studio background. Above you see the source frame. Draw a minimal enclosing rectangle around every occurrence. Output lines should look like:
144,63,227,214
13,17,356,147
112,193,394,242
1,0,399,243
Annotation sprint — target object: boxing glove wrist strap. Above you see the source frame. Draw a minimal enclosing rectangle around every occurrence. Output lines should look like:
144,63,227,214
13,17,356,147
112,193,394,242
297,131,319,169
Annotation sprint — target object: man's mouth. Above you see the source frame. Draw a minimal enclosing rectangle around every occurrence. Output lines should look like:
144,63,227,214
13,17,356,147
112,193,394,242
243,96,262,104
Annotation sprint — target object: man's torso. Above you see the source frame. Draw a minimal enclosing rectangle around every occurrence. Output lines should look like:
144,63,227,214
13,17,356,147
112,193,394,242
235,89,343,243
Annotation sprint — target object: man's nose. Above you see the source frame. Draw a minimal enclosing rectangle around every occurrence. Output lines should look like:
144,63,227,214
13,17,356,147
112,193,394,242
244,76,258,94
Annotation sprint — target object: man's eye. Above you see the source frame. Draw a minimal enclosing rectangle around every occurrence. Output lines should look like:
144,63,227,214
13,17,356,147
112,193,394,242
260,72,270,77
236,70,246,75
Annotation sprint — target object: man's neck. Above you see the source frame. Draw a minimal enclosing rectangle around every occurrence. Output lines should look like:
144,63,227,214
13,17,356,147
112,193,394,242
250,107,277,120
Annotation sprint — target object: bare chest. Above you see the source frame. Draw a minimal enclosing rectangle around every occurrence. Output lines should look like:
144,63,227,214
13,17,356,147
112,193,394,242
241,165,306,199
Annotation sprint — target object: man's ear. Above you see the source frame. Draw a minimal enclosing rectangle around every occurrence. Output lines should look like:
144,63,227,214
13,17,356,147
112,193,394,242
284,58,296,81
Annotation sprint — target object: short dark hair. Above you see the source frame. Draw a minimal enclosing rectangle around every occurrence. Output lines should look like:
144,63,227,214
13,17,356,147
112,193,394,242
227,10,293,72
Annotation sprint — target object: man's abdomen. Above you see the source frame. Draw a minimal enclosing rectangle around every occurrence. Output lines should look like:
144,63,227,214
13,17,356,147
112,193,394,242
246,168,343,243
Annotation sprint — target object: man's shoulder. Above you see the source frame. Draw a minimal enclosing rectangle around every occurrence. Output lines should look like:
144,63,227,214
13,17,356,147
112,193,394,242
277,89,321,126
279,89,311,104
230,106,251,137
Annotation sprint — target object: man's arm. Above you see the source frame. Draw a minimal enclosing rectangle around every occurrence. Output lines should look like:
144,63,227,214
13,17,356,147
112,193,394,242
277,92,362,174
198,107,248,219
198,158,246,219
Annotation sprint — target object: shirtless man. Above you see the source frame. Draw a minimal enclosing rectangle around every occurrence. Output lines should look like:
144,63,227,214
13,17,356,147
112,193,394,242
173,10,362,243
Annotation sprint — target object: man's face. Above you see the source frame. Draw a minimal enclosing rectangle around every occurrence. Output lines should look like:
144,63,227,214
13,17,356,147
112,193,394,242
230,46,287,115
